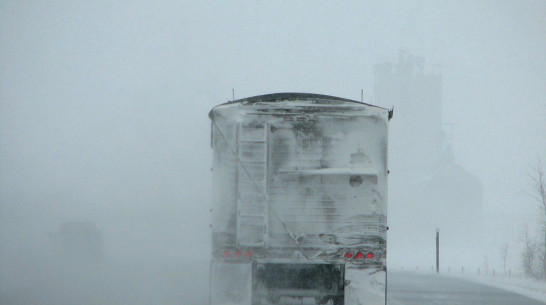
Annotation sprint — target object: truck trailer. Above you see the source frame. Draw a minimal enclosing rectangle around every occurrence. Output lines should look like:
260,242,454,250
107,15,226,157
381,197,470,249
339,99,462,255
209,93,392,305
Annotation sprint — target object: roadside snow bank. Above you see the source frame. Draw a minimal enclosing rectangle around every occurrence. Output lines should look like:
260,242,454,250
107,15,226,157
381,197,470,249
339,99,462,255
449,273,546,303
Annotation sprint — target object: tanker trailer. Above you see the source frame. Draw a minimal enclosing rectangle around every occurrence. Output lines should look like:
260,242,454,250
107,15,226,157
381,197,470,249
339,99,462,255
209,93,392,305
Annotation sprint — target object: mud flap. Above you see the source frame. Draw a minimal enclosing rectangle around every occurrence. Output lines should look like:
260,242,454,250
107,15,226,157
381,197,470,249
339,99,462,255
210,262,252,305
344,267,386,305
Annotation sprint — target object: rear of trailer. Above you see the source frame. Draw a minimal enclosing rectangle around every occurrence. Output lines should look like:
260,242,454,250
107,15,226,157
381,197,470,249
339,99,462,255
209,93,391,305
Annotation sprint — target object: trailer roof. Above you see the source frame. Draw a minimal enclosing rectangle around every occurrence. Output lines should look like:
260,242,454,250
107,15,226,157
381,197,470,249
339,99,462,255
210,92,393,120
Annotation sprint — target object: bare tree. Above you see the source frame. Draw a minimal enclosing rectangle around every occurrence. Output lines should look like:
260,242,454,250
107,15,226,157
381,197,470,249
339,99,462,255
500,243,508,275
523,159,546,279
527,159,546,211
483,255,489,276
522,227,539,279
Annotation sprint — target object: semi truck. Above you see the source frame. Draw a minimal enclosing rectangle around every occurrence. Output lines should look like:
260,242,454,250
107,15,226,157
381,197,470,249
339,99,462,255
209,93,392,305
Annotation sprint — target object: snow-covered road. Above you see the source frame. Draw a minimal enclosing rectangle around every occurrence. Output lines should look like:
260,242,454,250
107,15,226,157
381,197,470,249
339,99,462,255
3,258,545,305
388,271,546,305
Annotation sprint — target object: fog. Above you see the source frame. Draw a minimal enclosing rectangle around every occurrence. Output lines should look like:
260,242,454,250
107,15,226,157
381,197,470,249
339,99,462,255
1,1,545,304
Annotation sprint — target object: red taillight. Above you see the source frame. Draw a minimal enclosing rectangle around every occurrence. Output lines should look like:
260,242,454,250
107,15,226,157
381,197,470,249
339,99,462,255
355,252,364,260
367,252,375,259
345,252,353,259
224,250,253,259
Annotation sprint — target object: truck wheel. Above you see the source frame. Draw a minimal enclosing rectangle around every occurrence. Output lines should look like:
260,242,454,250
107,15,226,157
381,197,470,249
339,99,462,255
266,294,280,304
315,297,328,304
331,296,343,305
252,295,262,305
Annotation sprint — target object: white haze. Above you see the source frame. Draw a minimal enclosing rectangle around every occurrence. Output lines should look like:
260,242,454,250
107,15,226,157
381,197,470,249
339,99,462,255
1,1,545,304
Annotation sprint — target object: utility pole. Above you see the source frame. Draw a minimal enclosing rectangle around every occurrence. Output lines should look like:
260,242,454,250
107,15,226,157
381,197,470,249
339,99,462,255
436,228,440,273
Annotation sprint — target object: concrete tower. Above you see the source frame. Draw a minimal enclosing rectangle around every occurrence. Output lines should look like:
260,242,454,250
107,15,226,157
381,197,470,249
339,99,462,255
376,51,484,269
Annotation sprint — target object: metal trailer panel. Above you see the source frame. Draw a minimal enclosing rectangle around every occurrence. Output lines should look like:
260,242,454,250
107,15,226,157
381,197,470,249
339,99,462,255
344,267,387,305
210,96,389,255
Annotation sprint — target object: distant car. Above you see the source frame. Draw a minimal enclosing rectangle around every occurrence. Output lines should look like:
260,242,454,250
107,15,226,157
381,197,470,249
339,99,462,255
51,222,103,264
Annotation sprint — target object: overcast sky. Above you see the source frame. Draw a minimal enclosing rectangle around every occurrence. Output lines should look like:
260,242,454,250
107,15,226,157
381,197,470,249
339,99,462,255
1,1,545,265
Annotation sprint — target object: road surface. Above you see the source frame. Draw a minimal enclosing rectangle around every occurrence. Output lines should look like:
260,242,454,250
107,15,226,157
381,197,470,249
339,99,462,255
2,258,545,305
388,271,546,305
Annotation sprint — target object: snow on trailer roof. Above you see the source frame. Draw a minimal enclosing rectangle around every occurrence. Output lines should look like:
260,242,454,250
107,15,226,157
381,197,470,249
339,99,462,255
209,92,393,119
